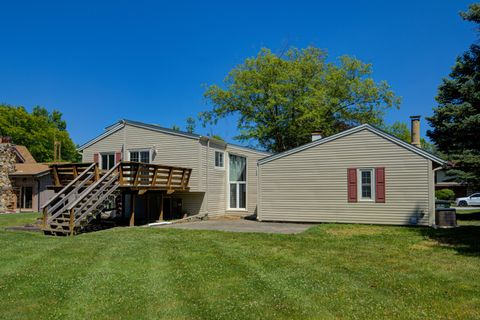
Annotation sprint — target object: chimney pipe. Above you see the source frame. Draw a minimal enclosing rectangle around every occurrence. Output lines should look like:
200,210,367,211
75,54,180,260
311,131,322,142
410,116,421,148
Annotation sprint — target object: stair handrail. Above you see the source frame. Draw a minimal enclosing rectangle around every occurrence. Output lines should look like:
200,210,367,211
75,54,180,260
41,162,97,210
73,173,118,214
66,162,121,211
74,183,120,226
46,172,96,225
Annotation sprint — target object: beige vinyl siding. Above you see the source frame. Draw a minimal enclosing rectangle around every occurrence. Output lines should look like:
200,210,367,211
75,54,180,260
172,192,205,216
80,122,270,219
37,174,54,211
82,127,125,163
226,146,268,216
124,124,203,191
203,140,227,216
258,129,433,226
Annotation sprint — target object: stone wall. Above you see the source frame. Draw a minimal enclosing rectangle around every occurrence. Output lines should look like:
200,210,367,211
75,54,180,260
0,142,16,212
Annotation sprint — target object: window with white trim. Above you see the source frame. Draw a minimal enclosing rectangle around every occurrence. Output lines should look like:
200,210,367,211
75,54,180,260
229,154,246,209
214,151,224,168
101,153,115,170
358,168,375,200
129,150,150,163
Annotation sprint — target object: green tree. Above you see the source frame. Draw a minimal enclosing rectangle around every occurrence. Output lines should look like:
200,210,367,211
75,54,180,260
383,121,436,154
209,134,224,141
185,117,196,134
427,4,480,187
172,124,181,131
0,104,79,162
200,46,400,153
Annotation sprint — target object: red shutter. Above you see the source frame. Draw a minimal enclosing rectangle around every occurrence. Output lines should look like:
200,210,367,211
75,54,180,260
93,153,99,164
375,167,385,203
347,168,357,203
115,151,122,164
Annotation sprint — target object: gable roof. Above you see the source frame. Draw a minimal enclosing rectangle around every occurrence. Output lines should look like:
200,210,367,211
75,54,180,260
77,119,271,156
13,145,37,163
258,124,446,166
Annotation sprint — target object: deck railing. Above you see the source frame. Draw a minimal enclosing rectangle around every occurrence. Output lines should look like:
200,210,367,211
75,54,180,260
119,162,191,191
49,161,192,191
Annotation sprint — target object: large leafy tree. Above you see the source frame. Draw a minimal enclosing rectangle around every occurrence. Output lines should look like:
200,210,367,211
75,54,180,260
427,4,480,187
0,104,79,162
200,47,400,152
383,121,436,154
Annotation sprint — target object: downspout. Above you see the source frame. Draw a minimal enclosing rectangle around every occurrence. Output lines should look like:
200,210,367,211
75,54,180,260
206,139,210,216
123,121,127,160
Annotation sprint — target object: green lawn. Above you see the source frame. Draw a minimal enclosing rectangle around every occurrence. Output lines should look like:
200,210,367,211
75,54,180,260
0,212,479,319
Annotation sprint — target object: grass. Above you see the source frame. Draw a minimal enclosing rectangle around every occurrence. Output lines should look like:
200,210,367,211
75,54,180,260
0,213,479,319
0,212,40,228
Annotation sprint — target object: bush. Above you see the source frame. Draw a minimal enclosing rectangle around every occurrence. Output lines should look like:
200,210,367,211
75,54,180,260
435,188,455,201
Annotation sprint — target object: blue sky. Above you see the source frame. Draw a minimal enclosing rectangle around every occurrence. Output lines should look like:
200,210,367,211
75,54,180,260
0,1,475,147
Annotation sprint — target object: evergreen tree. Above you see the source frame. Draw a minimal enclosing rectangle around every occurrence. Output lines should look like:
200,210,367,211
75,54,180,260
427,4,480,187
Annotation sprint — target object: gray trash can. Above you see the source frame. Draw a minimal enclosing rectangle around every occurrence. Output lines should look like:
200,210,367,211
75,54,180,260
435,208,457,228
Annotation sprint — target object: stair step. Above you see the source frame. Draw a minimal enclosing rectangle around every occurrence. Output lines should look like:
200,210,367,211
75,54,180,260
49,222,71,227
42,228,74,235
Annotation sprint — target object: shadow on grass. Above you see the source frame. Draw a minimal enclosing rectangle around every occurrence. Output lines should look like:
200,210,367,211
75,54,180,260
419,212,480,256
456,212,480,221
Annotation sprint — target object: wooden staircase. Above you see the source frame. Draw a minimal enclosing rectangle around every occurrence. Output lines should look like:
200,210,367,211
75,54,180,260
42,161,193,236
41,163,121,236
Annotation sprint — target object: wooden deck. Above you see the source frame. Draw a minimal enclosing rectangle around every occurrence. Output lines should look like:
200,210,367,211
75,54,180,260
50,162,192,191
43,162,193,235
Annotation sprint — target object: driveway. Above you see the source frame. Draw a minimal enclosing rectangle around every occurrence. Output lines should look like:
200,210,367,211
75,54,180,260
153,219,314,234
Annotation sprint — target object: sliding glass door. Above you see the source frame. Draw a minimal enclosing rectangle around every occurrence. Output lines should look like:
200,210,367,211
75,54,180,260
229,154,246,209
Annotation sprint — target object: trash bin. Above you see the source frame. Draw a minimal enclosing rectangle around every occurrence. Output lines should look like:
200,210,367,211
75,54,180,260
435,208,457,228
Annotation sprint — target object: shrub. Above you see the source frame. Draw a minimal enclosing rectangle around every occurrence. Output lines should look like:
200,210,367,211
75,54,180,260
435,188,455,201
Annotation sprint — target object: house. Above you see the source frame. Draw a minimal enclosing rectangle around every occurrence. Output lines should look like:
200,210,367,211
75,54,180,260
257,120,446,226
0,138,53,212
435,169,471,198
76,119,271,223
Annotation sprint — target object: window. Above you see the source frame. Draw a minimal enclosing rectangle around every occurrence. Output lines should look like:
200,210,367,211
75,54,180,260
101,153,115,170
358,169,375,201
229,154,246,209
215,151,224,168
129,150,150,163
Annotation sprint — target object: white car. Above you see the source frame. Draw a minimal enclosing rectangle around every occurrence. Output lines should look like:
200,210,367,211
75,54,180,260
456,193,480,207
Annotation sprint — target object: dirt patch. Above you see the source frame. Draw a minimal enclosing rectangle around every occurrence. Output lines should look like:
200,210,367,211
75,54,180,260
325,226,384,238
411,240,438,250
411,239,458,250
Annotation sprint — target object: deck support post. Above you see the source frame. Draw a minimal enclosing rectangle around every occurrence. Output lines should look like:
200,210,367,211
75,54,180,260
130,192,136,227
159,193,164,221
119,163,123,186
69,208,75,236
94,164,100,181
42,207,48,229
